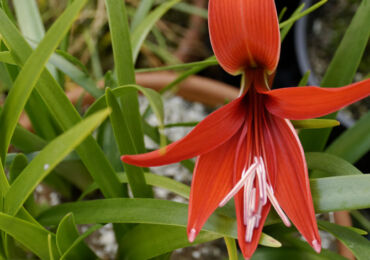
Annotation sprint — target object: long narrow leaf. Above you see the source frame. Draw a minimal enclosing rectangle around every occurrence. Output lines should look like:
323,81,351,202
106,89,151,197
0,213,58,259
4,109,110,216
0,0,87,162
131,0,181,62
37,198,278,247
318,221,370,260
300,1,370,151
0,7,124,199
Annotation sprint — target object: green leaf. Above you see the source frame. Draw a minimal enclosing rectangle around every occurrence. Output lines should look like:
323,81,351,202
45,49,102,98
300,0,370,151
9,154,28,184
0,7,125,199
37,198,280,248
87,83,166,147
0,213,59,260
78,172,190,201
311,175,370,212
131,0,181,62
0,51,15,65
279,0,327,29
105,0,148,183
325,111,370,164
318,220,370,260
3,108,111,216
136,56,218,73
131,0,154,31
0,0,88,163
105,0,135,85
280,3,304,42
56,213,96,259
291,119,340,129
251,247,341,260
106,88,151,197
13,0,45,41
119,224,220,259
306,152,362,178
12,0,59,80
60,224,101,260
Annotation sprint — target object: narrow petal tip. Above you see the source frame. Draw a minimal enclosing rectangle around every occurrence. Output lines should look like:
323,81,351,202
188,228,197,243
312,239,321,253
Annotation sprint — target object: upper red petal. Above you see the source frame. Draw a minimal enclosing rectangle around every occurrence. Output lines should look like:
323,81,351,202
121,95,246,167
209,0,280,75
261,79,370,120
187,129,243,240
266,115,321,250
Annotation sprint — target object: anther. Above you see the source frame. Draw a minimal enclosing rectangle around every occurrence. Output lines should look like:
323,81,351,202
312,239,321,253
188,228,197,243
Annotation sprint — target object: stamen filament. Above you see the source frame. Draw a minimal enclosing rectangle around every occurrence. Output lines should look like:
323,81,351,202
219,161,258,207
266,185,291,227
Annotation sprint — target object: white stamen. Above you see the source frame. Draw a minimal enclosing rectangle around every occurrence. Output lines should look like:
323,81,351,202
249,188,256,216
219,162,258,207
245,216,256,242
219,156,291,244
312,239,321,253
188,228,197,243
266,185,291,227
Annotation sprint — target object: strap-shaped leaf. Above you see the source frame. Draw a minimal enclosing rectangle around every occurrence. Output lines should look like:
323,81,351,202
300,0,370,151
0,7,124,199
0,213,59,259
131,0,181,61
4,109,110,216
78,172,190,201
106,88,152,197
56,213,96,259
37,198,280,247
318,220,370,260
306,152,362,178
311,175,370,212
0,0,87,162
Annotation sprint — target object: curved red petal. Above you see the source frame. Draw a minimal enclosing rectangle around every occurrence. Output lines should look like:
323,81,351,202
187,130,243,240
262,79,370,119
209,0,280,75
121,95,246,167
267,115,321,251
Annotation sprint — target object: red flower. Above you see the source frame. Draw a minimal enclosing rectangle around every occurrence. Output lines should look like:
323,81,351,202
122,0,370,258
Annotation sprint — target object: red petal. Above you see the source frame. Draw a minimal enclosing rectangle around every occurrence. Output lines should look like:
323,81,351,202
187,130,242,240
267,115,321,251
121,95,246,167
262,79,370,119
209,0,280,75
